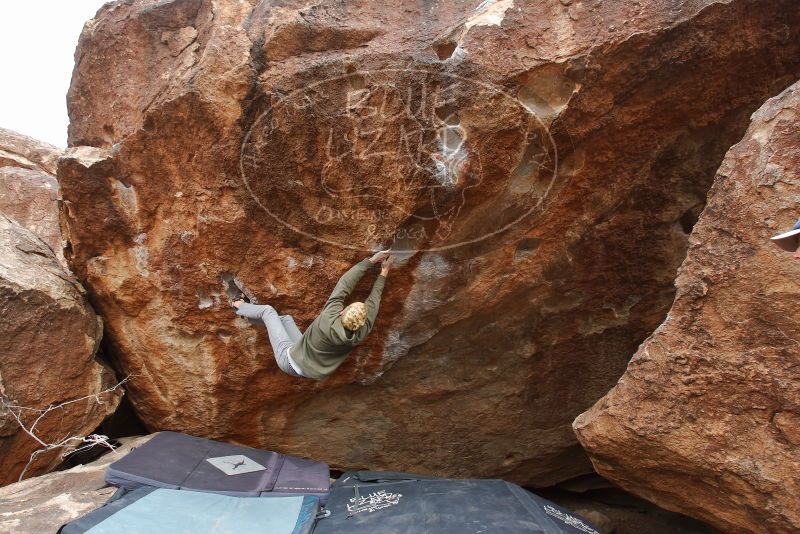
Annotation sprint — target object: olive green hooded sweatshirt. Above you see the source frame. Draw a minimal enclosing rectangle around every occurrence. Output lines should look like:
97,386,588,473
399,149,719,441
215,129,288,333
290,259,385,380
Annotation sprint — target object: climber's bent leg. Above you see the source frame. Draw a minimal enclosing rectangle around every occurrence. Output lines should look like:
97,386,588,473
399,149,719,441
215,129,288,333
278,315,306,376
280,315,303,344
236,303,304,378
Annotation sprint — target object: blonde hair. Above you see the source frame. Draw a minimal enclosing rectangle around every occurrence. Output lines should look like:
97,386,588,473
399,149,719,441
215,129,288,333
341,302,368,330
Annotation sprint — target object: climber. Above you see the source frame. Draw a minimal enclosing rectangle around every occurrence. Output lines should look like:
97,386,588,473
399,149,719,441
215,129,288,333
770,218,800,258
233,250,394,380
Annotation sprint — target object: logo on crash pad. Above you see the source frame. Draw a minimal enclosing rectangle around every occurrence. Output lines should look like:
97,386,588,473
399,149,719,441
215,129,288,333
543,504,599,534
347,489,403,515
206,455,267,476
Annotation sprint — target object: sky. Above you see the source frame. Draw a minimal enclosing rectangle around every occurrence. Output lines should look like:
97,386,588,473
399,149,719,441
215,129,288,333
0,1,109,148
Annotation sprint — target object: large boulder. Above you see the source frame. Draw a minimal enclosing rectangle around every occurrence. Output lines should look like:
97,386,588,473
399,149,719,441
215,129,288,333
59,0,800,485
573,80,800,533
0,215,121,485
0,128,65,267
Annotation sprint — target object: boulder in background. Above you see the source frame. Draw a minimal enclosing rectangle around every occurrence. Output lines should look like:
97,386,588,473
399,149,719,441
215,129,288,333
0,215,121,486
0,127,65,267
574,80,800,534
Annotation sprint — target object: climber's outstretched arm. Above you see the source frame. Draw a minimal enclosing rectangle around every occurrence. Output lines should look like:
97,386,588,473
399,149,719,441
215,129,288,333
364,255,392,330
324,250,391,313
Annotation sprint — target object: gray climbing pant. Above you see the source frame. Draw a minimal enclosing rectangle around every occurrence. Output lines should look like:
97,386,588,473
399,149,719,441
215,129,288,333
235,303,306,378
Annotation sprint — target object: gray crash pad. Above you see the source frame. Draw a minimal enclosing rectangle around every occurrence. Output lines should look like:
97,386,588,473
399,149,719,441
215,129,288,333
105,432,329,504
315,471,601,534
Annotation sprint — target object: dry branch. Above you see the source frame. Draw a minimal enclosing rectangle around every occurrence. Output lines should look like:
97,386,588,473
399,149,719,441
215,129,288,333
0,376,131,481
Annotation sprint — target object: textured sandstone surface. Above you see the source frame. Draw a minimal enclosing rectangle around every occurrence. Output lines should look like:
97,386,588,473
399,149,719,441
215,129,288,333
0,127,60,175
0,436,150,533
574,81,800,533
0,128,65,267
0,166,64,268
0,216,121,486
60,0,800,486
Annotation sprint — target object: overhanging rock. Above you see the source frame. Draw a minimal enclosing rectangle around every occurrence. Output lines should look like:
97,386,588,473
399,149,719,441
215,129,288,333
60,0,800,486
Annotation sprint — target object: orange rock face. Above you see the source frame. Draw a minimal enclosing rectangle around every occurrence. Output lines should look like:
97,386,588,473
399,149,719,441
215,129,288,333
0,216,120,486
574,81,800,533
60,0,800,486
